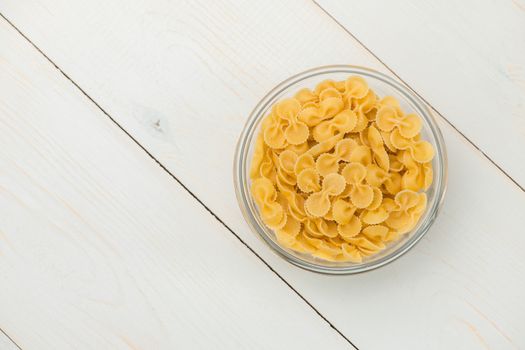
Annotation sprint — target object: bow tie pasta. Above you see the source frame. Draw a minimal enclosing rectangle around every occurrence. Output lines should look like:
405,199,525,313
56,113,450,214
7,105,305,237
250,76,434,263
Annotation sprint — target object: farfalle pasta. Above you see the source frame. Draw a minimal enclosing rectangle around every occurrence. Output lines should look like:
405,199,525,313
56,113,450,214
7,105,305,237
250,76,435,262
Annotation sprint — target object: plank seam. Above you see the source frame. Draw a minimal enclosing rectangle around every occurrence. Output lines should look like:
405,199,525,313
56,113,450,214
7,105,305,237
0,12,358,350
312,0,525,193
0,328,22,350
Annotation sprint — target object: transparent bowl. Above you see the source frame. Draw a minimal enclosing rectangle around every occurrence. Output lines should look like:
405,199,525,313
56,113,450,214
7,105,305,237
234,65,447,274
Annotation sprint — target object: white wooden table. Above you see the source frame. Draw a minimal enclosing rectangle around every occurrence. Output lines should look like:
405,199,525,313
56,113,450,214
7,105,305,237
0,1,524,349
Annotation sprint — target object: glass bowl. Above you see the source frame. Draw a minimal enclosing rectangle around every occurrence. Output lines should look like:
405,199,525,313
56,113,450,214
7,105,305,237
234,65,447,274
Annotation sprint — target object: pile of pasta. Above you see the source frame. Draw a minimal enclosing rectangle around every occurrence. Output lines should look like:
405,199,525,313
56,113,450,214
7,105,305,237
250,76,434,262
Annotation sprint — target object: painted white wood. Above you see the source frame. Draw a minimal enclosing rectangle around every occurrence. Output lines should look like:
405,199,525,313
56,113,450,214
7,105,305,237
0,332,18,350
1,0,525,349
286,117,525,349
0,20,352,350
315,0,525,187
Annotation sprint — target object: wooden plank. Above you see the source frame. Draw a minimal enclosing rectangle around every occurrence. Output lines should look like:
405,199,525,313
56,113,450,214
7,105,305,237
0,331,19,350
315,0,525,187
0,19,352,350
1,0,525,348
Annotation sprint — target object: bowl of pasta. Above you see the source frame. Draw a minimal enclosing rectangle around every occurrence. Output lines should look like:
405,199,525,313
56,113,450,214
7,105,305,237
234,65,447,274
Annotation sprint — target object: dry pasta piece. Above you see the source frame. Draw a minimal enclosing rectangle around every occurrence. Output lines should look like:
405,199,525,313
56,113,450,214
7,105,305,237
315,138,357,176
367,124,390,172
294,153,316,175
294,88,317,106
332,198,357,225
359,128,370,147
276,166,296,186
328,236,345,246
297,168,321,193
314,79,339,96
316,218,339,238
338,215,362,241
251,178,287,229
323,207,335,221
381,130,397,152
397,150,421,191
318,84,345,117
389,152,404,172
356,89,377,113
421,162,433,190
302,232,325,248
250,135,266,179
345,76,369,100
365,164,402,194
348,144,372,166
341,243,363,263
312,240,342,261
290,231,317,254
288,194,308,222
304,218,325,238
360,198,395,225
384,172,402,195
319,87,342,101
398,154,433,191
333,199,362,239
398,114,423,138
286,141,309,155
319,96,345,119
279,215,302,237
341,163,374,208
263,118,287,149
384,229,401,243
365,108,378,123
390,129,434,163
259,148,277,183
307,133,344,157
366,187,383,211
304,173,346,217
345,235,385,256
312,110,357,142
278,150,298,174
385,190,424,233
262,109,288,149
249,76,435,262
275,215,301,248
298,100,342,127
352,109,369,133
275,98,310,145
362,225,389,241
376,106,422,139
378,95,404,117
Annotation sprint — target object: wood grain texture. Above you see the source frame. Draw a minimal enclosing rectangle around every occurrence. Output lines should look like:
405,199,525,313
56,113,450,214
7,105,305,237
1,0,525,348
0,19,352,350
316,0,525,187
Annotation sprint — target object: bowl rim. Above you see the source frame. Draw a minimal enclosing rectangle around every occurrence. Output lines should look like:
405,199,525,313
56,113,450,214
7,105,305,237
234,64,448,274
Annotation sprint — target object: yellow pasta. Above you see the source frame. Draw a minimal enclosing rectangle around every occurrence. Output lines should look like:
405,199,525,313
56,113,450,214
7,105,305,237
275,98,310,145
312,110,357,142
315,138,356,176
251,178,287,229
345,76,369,100
250,75,435,262
376,106,422,139
294,88,317,106
297,168,321,193
341,163,375,208
263,111,287,149
304,173,346,217
390,129,434,163
366,124,390,172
